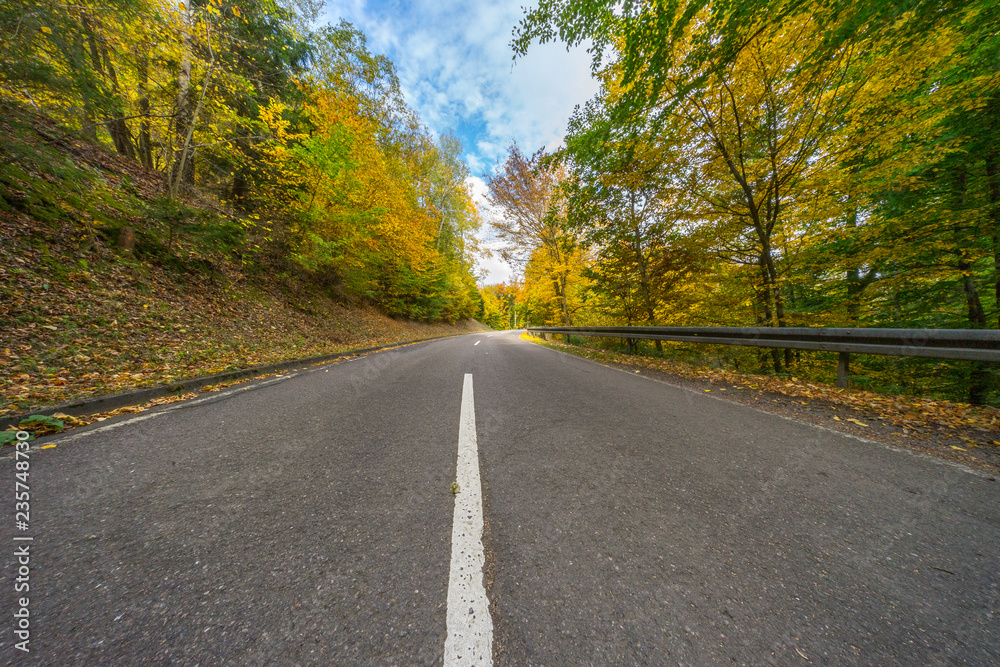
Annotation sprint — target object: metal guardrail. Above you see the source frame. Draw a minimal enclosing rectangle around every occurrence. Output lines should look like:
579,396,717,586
528,327,1000,387
527,326,1000,363
528,325,999,388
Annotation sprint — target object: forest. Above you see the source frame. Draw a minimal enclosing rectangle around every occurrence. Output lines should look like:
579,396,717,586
480,0,999,405
1,0,481,323
2,0,997,406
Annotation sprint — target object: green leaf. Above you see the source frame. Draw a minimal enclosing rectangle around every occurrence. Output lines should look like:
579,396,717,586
0,431,34,446
17,414,65,435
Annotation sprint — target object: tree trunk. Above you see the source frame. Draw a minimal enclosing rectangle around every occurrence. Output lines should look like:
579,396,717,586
136,48,153,169
845,210,862,322
172,2,194,189
754,285,771,372
842,166,878,324
170,44,215,199
69,24,98,142
984,146,1000,330
546,242,573,326
758,253,782,373
632,220,662,352
100,42,136,159
231,171,249,209
80,12,136,159
761,244,792,369
952,164,989,404
559,272,572,326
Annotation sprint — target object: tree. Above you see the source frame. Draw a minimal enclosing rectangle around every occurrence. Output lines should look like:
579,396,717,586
560,99,693,349
1,5,482,324
485,143,579,325
511,0,998,402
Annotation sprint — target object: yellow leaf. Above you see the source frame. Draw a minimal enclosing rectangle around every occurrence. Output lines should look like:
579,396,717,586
950,446,967,452
232,5,240,16
39,444,57,450
846,418,868,427
833,416,841,421
40,26,51,34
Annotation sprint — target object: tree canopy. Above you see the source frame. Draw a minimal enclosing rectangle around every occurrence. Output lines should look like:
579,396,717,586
0,0,481,322
499,0,999,403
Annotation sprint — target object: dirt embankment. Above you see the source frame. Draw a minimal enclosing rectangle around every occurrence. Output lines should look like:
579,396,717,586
0,110,490,419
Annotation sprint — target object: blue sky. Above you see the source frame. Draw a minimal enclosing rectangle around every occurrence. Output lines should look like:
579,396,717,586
319,0,600,283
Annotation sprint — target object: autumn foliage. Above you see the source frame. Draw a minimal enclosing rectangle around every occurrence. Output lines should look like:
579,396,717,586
497,0,999,405
0,1,480,322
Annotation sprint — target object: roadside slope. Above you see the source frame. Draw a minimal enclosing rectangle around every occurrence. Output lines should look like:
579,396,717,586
0,110,490,418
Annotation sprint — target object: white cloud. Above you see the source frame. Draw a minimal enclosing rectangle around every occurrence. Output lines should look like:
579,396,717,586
467,175,512,285
320,0,598,164
319,0,599,285
475,243,513,286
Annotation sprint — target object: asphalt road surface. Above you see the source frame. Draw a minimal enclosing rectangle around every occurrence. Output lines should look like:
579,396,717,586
1,331,997,665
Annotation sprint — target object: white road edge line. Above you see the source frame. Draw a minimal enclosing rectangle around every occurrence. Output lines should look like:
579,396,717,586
20,375,293,451
444,374,493,666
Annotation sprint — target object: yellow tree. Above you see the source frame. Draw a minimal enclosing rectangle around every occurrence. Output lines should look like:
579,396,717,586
636,14,862,370
485,143,580,325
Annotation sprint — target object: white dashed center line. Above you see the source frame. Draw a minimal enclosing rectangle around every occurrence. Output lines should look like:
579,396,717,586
474,341,481,346
444,374,492,666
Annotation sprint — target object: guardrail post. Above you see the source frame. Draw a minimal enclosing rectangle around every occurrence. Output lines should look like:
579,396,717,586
836,352,850,388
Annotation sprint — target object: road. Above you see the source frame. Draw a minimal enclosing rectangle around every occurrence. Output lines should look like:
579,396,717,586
1,331,997,665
